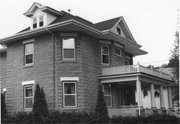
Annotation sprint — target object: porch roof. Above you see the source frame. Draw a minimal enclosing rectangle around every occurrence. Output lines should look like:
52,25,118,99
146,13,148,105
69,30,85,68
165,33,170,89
100,64,174,85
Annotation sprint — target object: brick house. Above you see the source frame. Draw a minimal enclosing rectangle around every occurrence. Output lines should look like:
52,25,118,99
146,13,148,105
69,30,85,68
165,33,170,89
0,2,174,116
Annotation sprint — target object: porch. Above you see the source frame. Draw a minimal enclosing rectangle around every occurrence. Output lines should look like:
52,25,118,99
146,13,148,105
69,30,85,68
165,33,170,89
100,64,174,117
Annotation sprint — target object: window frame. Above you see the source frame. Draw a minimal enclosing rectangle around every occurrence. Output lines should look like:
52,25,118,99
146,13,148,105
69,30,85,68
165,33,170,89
101,44,110,65
23,84,34,111
62,37,76,61
63,81,77,108
32,17,37,29
39,15,44,27
24,41,34,66
115,46,124,57
117,27,121,35
103,84,112,107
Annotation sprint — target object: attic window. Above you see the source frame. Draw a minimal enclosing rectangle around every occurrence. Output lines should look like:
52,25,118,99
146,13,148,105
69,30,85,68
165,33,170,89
33,17,37,28
39,15,44,27
117,27,121,35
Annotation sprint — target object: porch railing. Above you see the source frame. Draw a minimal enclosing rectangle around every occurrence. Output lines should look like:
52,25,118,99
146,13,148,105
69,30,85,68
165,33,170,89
102,64,172,81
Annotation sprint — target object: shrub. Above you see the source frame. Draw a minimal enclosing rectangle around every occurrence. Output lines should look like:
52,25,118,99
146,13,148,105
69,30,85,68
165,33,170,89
1,93,7,121
32,83,49,123
95,84,109,123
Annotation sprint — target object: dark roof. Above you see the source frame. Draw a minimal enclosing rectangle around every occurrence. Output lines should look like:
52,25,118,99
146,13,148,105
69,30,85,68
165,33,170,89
18,11,120,33
94,17,121,31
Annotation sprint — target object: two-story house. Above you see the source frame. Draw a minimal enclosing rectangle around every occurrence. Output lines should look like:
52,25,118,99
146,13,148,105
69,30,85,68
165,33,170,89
0,2,174,116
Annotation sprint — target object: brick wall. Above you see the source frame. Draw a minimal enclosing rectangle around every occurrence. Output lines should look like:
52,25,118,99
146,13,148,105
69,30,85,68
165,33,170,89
5,33,54,113
0,52,6,92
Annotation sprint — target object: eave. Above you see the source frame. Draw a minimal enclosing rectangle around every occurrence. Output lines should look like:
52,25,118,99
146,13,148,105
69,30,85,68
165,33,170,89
0,19,147,56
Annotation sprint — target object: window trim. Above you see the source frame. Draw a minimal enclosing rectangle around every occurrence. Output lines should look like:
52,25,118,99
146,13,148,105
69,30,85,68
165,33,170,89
101,44,110,65
63,81,77,108
23,41,34,67
62,37,76,61
23,84,34,111
39,15,44,27
103,84,112,107
115,47,124,57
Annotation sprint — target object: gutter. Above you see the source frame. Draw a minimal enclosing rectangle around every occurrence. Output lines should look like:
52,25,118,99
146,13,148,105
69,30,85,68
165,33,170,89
46,28,56,111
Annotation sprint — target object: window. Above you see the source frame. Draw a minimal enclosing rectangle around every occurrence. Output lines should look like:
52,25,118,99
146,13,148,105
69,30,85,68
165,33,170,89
33,17,37,28
63,82,77,107
24,85,33,110
24,42,34,65
115,47,123,57
117,27,121,35
101,45,110,65
103,84,112,107
39,15,44,27
62,37,75,60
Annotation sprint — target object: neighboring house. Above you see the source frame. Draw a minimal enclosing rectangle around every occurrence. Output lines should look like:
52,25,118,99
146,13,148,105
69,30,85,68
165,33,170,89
0,2,174,116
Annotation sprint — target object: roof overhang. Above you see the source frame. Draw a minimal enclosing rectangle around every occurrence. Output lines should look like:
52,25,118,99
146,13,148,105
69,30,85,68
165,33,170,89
0,19,147,56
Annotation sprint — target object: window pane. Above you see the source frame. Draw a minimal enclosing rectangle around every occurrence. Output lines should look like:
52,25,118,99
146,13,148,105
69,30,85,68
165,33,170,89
64,83,75,94
25,86,33,97
25,54,33,64
117,27,121,35
25,43,34,54
104,96,111,106
25,98,33,108
102,46,109,54
63,49,74,59
104,84,111,95
115,48,122,56
65,95,75,106
102,55,109,64
39,16,43,27
33,18,37,28
63,38,75,48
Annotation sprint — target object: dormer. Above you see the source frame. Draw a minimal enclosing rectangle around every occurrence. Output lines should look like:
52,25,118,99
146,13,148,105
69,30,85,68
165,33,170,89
23,2,63,30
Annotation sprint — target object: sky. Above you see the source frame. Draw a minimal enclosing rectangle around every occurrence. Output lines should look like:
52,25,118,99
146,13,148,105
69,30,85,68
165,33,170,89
0,0,179,67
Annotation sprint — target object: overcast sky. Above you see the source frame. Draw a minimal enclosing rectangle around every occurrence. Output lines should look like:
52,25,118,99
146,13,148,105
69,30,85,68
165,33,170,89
0,0,179,66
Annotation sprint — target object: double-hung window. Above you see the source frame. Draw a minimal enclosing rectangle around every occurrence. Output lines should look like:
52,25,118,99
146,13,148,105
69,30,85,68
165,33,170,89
24,85,34,110
103,84,112,107
24,42,34,66
32,17,37,29
101,45,110,65
63,82,77,107
62,37,75,60
39,15,44,27
115,47,123,57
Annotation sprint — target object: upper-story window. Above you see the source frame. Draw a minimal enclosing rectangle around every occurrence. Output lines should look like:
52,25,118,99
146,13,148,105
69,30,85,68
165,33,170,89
117,27,121,35
115,47,124,57
101,45,110,65
24,42,34,66
39,15,44,27
33,17,37,29
62,37,75,60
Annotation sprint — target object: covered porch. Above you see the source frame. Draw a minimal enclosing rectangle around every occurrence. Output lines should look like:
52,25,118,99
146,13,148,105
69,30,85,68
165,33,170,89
100,64,174,117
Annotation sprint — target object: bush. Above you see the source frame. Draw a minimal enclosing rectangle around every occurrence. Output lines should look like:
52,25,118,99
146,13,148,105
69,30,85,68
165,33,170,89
32,83,49,123
1,93,7,121
95,84,109,122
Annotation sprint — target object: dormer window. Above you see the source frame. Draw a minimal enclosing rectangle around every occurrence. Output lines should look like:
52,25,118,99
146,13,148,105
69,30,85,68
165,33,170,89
117,27,121,35
39,15,44,27
33,17,37,28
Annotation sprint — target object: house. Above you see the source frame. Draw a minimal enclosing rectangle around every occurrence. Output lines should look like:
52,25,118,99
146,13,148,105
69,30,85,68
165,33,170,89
0,2,174,117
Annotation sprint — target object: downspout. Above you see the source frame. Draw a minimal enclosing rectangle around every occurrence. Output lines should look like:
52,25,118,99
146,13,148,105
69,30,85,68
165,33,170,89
46,28,56,111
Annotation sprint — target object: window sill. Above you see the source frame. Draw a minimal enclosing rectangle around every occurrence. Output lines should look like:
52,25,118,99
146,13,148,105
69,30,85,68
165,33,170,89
23,64,34,68
102,63,110,67
24,108,32,112
62,107,79,110
60,59,77,63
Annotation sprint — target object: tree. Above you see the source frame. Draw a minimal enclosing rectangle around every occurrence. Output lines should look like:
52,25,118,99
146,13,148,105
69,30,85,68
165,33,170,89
95,84,109,122
168,31,179,101
32,83,49,123
1,93,7,121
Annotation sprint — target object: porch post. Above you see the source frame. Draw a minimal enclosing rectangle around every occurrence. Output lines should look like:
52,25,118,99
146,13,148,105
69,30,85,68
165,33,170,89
160,86,165,109
150,83,156,108
168,87,173,109
136,76,143,115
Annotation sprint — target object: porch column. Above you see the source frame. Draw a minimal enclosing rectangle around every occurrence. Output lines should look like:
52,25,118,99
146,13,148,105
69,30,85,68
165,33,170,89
168,87,173,109
150,83,156,108
160,86,165,109
136,76,143,108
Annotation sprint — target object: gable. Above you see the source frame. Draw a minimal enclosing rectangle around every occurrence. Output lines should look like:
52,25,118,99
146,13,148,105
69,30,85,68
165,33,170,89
111,17,135,42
